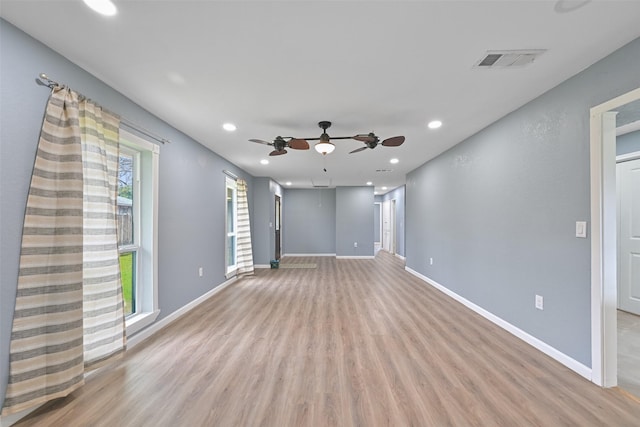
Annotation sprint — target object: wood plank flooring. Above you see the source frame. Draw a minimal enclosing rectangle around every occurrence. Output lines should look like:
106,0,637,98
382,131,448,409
619,309,640,398
14,251,640,426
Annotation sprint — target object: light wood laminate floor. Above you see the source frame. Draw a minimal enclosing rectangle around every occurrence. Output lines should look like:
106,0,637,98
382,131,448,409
15,252,640,426
619,309,640,398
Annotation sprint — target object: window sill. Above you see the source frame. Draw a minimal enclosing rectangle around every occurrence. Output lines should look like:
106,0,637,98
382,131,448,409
126,309,161,337
225,269,237,280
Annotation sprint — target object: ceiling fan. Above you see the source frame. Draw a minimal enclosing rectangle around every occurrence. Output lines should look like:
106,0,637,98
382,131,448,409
248,136,310,156
250,121,405,156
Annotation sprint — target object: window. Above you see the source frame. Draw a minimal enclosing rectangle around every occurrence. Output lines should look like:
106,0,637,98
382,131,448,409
118,147,137,316
225,176,237,276
118,129,160,335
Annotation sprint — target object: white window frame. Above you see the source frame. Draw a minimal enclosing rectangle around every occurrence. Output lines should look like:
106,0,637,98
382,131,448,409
119,129,160,336
225,176,237,277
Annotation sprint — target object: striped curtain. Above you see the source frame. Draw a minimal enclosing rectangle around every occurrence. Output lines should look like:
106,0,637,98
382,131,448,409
2,89,125,416
79,99,125,369
2,88,85,415
236,179,254,276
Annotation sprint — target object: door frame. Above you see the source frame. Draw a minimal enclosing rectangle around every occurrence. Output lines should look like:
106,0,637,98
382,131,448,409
390,199,397,254
590,87,640,387
275,194,281,260
374,202,382,246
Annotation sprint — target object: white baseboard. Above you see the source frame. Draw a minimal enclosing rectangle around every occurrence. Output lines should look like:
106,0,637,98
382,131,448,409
127,276,237,349
404,267,592,381
254,264,271,269
283,253,336,257
336,256,375,259
395,253,406,261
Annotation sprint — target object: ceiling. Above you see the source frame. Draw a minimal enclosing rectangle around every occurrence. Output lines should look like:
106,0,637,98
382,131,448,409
3,1,640,194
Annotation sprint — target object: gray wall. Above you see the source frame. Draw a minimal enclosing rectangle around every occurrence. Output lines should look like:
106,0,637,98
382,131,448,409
252,177,283,265
406,37,640,367
617,130,640,156
0,20,254,404
379,186,406,257
282,189,336,254
336,187,375,257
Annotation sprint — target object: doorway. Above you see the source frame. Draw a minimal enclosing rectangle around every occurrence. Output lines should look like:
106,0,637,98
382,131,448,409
616,152,640,397
275,195,281,260
381,199,397,254
590,87,640,388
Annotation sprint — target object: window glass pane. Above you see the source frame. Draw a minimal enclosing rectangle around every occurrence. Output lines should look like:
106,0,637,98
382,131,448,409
227,235,236,268
118,152,134,246
226,187,235,234
119,251,136,316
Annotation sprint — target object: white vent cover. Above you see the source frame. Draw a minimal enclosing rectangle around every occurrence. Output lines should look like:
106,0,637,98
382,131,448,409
311,178,331,188
474,49,546,69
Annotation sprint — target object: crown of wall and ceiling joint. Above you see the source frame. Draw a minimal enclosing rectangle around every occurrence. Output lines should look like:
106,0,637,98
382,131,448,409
474,49,546,69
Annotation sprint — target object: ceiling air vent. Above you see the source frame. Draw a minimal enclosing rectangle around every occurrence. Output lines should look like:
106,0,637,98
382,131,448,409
311,178,331,188
376,169,393,173
474,50,546,69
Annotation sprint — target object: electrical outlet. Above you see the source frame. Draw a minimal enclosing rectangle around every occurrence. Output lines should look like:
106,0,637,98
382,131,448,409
354,242,358,248
429,257,433,265
535,295,543,310
198,267,203,277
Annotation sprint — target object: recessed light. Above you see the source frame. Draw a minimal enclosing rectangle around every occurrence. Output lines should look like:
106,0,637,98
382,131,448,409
382,186,388,190
390,158,399,164
260,159,269,165
428,120,442,129
223,123,237,132
286,182,292,186
366,181,373,186
83,0,117,16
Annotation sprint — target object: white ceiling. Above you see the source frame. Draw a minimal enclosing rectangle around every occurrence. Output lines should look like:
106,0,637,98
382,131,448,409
3,1,640,193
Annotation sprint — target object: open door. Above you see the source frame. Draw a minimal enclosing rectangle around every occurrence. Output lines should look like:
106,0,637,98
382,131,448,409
275,195,281,260
617,157,640,315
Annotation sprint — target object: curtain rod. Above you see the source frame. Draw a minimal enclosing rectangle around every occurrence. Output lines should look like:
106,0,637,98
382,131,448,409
36,73,171,144
223,170,238,180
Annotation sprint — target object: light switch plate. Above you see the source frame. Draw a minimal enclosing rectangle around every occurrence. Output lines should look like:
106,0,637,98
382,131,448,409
575,221,587,238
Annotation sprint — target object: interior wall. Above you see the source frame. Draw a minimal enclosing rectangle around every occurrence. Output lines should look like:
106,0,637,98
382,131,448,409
282,188,336,254
617,130,640,156
406,37,640,367
336,187,375,257
0,20,254,405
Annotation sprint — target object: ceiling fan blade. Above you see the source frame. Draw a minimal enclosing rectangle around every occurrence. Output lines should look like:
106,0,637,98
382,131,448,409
269,149,288,156
349,146,369,154
352,134,377,143
288,138,310,150
249,139,273,146
381,136,405,147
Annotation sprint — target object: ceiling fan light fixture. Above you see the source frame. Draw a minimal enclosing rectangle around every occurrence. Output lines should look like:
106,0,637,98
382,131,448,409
315,141,335,155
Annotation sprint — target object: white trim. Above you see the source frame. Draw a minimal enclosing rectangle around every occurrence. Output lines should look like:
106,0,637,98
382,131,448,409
283,253,336,257
254,264,271,269
336,256,375,260
395,253,406,261
589,87,640,387
616,150,640,163
616,119,640,136
405,267,592,381
127,277,237,349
